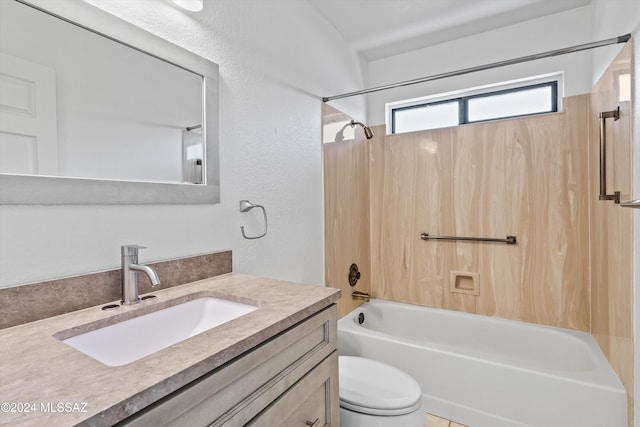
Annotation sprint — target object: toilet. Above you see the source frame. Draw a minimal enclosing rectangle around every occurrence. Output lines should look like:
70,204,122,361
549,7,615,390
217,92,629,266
338,356,424,426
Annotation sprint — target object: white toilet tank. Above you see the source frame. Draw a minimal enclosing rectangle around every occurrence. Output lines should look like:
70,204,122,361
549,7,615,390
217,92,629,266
339,356,424,426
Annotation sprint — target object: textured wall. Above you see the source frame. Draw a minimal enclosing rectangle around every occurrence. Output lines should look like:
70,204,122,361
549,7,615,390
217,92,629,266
0,0,366,288
369,95,590,330
366,6,593,125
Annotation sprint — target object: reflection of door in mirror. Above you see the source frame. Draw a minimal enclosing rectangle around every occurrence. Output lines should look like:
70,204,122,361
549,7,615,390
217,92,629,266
0,52,58,175
0,0,203,184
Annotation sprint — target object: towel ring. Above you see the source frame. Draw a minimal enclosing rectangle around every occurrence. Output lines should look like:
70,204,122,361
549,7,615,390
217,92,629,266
240,200,268,239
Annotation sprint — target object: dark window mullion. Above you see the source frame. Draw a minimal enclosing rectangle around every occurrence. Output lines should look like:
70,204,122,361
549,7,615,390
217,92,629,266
391,109,396,134
459,98,468,125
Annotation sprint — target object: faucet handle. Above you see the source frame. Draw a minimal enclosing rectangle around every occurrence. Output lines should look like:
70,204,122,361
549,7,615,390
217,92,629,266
121,244,147,256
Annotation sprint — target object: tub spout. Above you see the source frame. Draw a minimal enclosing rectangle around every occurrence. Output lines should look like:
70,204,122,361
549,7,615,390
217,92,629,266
352,291,370,302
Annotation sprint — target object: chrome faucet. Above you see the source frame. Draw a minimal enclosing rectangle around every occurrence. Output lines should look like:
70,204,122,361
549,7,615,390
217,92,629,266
121,245,160,305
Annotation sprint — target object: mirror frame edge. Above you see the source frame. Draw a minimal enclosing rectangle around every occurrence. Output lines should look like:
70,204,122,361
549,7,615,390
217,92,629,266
0,0,220,205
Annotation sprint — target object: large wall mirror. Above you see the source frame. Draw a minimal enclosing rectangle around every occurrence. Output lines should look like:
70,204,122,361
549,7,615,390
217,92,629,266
0,0,219,204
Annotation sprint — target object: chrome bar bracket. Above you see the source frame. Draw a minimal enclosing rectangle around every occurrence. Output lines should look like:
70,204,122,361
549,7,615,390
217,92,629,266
620,199,640,209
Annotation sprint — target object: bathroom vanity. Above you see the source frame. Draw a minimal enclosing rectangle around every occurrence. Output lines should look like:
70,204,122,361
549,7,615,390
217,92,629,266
0,274,340,426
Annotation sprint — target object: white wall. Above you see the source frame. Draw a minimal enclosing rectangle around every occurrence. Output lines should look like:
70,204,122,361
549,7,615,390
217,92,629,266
366,6,593,126
0,0,365,288
591,0,640,85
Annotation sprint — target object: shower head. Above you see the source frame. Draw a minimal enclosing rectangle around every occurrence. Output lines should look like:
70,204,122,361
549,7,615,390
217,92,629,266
350,120,374,139
333,119,375,142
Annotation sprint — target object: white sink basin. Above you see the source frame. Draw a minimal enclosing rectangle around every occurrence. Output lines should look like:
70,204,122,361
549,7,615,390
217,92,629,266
61,297,258,367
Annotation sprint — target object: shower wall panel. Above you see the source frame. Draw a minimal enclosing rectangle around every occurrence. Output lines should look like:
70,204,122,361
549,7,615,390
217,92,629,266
369,95,591,330
589,42,634,427
322,104,371,317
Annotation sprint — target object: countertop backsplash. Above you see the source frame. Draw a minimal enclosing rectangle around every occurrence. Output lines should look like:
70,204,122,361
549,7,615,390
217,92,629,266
0,250,232,329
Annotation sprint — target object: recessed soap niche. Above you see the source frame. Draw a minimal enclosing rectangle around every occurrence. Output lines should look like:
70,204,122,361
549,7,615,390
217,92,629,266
450,271,480,296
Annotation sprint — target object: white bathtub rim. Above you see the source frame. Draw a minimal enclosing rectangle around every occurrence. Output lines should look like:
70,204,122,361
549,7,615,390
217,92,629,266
340,300,625,393
340,322,624,394
339,337,627,427
356,299,596,345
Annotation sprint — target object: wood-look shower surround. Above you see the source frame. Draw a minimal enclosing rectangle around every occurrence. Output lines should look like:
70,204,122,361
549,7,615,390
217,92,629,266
324,95,592,328
323,42,633,423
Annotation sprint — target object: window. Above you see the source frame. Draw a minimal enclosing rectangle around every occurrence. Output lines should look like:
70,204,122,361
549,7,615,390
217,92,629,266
392,100,459,134
389,77,560,134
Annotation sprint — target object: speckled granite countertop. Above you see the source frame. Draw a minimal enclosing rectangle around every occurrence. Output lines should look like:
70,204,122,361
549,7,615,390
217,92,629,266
0,273,340,426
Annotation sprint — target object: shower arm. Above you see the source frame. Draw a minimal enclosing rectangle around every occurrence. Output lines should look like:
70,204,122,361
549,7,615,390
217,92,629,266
334,120,375,141
350,120,374,139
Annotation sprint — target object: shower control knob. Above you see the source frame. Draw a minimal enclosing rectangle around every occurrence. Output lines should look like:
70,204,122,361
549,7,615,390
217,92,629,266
348,263,360,286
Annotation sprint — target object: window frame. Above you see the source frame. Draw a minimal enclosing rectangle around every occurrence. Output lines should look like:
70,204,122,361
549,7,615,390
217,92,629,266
388,75,561,134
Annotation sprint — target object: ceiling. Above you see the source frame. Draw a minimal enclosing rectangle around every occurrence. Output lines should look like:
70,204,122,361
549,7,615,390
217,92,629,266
307,0,591,61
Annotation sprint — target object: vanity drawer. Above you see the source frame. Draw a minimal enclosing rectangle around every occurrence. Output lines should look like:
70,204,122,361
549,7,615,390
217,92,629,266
119,304,337,427
247,351,339,427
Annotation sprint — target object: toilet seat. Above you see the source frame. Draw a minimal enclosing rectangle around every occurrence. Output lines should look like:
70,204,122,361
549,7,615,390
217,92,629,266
339,356,422,416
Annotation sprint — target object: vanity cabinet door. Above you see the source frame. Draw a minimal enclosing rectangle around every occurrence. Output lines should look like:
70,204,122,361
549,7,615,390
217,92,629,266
247,351,339,427
117,305,337,427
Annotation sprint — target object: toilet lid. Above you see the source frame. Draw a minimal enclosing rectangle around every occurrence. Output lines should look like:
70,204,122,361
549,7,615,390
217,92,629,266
339,356,422,414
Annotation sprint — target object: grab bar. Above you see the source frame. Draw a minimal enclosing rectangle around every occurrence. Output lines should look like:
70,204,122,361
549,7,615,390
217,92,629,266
420,233,516,245
239,200,268,239
599,106,620,204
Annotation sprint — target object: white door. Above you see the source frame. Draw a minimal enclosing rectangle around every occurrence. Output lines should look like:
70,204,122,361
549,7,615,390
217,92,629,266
0,52,58,175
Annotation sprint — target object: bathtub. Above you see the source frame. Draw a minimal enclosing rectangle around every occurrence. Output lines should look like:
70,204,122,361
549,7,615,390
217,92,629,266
338,299,626,427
